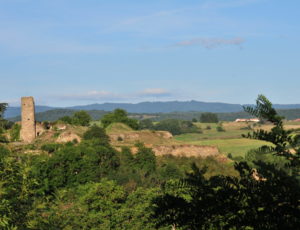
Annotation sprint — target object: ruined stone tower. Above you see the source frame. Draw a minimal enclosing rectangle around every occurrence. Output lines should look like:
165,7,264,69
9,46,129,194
20,97,36,143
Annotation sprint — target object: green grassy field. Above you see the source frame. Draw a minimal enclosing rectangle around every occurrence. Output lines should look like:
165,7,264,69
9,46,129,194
175,122,272,157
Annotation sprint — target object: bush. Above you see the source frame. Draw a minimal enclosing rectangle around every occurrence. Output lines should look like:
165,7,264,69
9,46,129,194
83,125,110,145
41,143,62,153
216,125,225,132
10,123,21,141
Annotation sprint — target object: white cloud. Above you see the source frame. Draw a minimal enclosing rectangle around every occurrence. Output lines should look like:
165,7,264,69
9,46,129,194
139,88,171,97
58,88,172,102
174,37,245,49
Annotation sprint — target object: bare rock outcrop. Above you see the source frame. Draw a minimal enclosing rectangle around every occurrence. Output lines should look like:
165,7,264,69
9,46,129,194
56,131,81,143
152,145,219,157
109,131,172,142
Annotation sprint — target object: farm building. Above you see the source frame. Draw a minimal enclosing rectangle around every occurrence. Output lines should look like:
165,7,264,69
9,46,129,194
235,118,260,122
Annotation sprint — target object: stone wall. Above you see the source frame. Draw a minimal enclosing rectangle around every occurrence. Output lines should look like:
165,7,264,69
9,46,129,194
20,97,36,143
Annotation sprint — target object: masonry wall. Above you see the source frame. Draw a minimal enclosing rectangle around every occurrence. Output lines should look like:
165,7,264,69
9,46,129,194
20,97,36,143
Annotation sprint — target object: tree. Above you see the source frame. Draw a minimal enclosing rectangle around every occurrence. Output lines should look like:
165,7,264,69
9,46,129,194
101,109,139,130
154,119,201,135
134,143,156,175
152,95,300,230
72,110,91,126
139,119,154,130
0,103,8,119
200,112,219,123
32,140,120,194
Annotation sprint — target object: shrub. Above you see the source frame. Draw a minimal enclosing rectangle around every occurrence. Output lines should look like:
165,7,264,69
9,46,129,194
0,134,8,143
41,143,62,153
10,123,21,141
83,125,109,145
216,125,225,132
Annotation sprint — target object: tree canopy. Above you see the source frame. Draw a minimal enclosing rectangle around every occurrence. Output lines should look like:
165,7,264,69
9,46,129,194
101,109,139,130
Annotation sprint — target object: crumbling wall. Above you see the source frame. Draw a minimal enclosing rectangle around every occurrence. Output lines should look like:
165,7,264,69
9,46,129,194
20,97,36,143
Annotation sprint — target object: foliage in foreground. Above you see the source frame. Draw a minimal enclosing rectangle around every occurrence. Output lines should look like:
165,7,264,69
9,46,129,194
153,95,300,230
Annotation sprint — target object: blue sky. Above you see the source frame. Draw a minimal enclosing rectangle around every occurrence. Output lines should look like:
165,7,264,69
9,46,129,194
0,0,299,106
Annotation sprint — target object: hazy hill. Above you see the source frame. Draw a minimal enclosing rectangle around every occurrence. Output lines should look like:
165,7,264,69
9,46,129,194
7,108,300,122
4,101,300,119
8,109,108,122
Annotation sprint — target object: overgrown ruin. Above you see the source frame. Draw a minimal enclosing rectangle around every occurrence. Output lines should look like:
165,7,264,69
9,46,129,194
20,96,36,143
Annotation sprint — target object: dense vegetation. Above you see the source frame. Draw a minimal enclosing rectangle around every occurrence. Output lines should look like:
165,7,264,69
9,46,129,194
0,96,299,229
58,110,92,126
101,109,139,130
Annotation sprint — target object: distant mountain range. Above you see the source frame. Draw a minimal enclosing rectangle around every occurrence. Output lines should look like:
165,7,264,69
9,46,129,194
4,100,300,119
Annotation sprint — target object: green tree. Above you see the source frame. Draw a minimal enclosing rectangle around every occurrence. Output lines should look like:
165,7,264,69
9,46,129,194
154,119,201,135
58,115,73,124
200,112,219,123
0,103,7,119
32,140,120,194
101,109,139,130
134,143,156,175
139,119,154,130
72,110,91,126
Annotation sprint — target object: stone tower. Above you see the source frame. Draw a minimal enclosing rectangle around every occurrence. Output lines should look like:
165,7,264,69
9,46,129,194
20,97,36,143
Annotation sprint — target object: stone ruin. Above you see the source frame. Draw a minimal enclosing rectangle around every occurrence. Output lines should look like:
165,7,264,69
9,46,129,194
20,96,36,143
